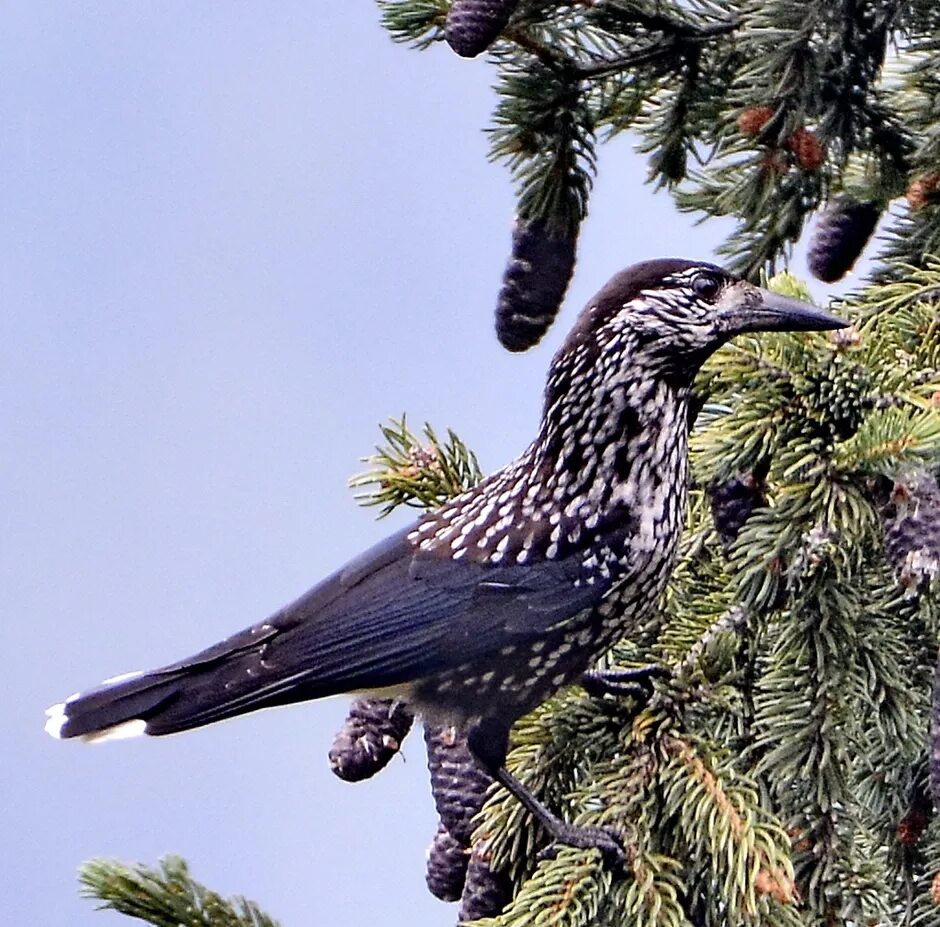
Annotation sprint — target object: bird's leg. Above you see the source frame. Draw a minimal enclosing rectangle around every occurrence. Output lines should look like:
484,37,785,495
466,717,625,866
580,663,670,701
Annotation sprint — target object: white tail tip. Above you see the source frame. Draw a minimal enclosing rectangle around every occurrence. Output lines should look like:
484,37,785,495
82,718,149,743
44,702,68,739
45,672,149,742
44,702,148,742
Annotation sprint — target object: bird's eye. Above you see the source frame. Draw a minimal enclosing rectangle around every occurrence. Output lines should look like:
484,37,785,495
691,273,722,302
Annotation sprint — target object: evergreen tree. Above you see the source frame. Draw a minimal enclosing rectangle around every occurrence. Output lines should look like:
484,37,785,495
80,2,940,926
379,0,940,347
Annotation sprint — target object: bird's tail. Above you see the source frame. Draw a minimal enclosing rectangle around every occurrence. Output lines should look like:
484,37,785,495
46,669,187,741
45,662,303,742
45,655,342,742
44,620,342,742
45,525,431,742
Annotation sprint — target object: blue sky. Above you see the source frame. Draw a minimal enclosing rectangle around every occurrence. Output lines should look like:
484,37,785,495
0,4,795,926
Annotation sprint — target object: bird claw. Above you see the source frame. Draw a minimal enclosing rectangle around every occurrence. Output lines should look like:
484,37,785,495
537,824,626,868
581,664,670,701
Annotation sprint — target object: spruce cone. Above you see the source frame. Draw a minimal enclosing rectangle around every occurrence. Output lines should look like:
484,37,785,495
754,867,797,905
328,697,415,782
807,197,881,283
758,149,790,178
897,805,930,846
445,0,519,58
881,470,940,595
708,472,767,549
906,172,940,211
898,768,933,844
787,127,825,171
496,218,578,352
736,104,774,138
425,725,493,844
457,841,513,923
426,823,469,902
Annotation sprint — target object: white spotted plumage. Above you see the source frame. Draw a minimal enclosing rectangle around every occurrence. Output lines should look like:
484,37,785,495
406,263,719,719
47,259,844,747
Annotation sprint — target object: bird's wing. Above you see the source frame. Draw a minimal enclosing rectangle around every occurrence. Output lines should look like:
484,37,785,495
52,520,613,738
234,520,610,692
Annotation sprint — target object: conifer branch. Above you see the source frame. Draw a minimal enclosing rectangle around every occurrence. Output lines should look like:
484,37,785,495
376,0,448,48
79,856,279,927
78,261,940,925
349,415,483,515
382,0,940,323
488,57,596,237
470,847,611,927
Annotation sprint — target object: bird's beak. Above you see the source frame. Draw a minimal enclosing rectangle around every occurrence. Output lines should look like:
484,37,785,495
718,282,848,335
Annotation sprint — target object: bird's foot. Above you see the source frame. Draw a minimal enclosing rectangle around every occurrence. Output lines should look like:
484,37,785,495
537,822,626,867
467,718,626,869
581,664,670,701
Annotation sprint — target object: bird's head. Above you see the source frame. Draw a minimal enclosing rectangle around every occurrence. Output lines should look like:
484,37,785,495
557,258,847,387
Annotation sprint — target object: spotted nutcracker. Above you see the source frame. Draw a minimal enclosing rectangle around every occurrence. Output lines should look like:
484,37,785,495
45,259,845,859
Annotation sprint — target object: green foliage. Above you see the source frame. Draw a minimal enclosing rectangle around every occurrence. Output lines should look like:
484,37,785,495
348,414,483,515
472,848,612,927
379,0,940,279
76,4,940,919
341,264,940,925
488,59,595,237
376,0,447,48
79,856,279,927
80,265,940,926
638,265,940,923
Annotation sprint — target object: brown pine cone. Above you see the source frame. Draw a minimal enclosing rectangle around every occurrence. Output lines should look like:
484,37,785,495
758,149,790,177
736,105,774,138
495,218,578,352
426,823,470,902
906,172,940,211
899,772,932,845
425,725,494,844
897,808,929,846
445,0,519,58
788,128,825,171
807,197,881,283
932,870,940,905
754,867,797,905
328,697,415,782
457,840,513,923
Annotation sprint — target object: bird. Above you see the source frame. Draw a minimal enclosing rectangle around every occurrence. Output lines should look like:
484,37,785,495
45,258,846,860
